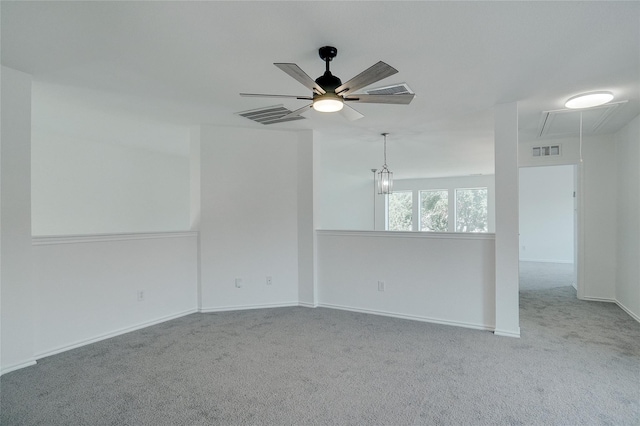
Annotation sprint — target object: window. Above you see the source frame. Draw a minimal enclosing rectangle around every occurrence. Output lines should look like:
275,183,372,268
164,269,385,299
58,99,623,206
419,190,448,232
385,185,490,233
387,191,412,231
455,188,488,232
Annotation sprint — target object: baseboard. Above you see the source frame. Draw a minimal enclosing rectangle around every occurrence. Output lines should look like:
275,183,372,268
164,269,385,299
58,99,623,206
1,359,37,376
32,231,198,246
580,295,616,303
199,301,299,313
298,302,317,308
519,259,573,264
494,327,521,338
317,303,494,332
34,308,198,360
570,295,639,323
616,300,640,323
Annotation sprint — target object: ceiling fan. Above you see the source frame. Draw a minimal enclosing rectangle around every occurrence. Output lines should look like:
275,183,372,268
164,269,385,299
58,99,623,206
240,46,415,122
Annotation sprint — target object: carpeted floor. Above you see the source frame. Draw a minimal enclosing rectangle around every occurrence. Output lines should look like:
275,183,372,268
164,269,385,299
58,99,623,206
1,263,638,425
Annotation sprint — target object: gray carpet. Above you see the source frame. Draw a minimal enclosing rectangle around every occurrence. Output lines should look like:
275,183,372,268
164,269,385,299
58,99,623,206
519,261,575,291
2,264,639,425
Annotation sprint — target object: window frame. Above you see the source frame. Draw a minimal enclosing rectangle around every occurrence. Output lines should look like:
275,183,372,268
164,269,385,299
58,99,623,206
385,190,414,231
454,187,489,233
419,189,449,232
383,184,491,233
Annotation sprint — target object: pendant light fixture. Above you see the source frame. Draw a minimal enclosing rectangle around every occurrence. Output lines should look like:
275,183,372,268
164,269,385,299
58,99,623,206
377,133,393,194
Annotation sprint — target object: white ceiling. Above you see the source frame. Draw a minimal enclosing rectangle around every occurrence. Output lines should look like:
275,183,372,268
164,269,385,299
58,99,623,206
2,1,639,178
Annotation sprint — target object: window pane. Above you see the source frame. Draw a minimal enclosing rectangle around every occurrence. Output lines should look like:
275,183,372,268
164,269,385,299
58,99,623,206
420,190,448,232
387,191,412,231
455,188,488,232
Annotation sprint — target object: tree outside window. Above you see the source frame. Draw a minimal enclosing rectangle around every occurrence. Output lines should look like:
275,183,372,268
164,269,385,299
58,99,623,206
387,191,412,231
455,188,488,232
420,190,448,232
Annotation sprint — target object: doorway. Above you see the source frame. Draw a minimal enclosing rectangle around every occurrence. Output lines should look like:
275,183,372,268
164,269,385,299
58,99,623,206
519,164,578,292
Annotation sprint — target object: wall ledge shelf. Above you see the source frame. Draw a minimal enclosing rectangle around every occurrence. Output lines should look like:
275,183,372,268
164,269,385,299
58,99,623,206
32,231,198,245
316,229,495,241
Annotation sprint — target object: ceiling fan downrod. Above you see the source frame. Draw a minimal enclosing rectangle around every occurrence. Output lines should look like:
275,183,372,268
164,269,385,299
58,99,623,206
316,46,341,92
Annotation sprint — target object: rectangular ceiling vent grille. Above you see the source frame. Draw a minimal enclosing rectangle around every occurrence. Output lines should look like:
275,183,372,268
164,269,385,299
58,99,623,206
532,145,561,157
366,83,414,96
236,105,305,125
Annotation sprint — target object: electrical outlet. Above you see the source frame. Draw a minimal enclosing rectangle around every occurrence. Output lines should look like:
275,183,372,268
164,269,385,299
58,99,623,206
235,278,243,288
137,290,145,302
266,276,272,286
377,281,385,292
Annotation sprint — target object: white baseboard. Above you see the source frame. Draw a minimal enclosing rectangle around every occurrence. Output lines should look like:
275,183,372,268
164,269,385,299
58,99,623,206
298,302,317,308
1,359,37,376
494,328,521,338
616,300,640,323
199,301,299,313
317,303,494,332
519,259,573,264
580,295,616,303
34,308,198,360
565,294,639,323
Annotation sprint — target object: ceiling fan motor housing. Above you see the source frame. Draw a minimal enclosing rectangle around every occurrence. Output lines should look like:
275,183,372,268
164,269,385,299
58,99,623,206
315,72,342,94
316,46,342,95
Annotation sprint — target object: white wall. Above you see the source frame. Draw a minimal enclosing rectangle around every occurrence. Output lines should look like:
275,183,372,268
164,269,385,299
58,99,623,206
494,102,520,337
1,67,36,374
31,83,191,236
615,115,640,320
1,76,198,374
315,134,381,231
199,126,313,311
519,165,574,263
581,134,618,300
316,169,373,231
32,234,198,358
297,134,315,306
317,231,496,330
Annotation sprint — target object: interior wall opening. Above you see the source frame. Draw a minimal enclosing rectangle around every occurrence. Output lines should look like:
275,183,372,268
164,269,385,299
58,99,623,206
518,164,577,294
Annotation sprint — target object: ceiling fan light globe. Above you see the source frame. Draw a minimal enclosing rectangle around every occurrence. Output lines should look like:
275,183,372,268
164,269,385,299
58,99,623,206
565,91,613,109
313,95,344,113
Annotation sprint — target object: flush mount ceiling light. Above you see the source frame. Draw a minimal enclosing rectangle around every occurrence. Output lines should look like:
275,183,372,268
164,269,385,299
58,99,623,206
565,91,614,109
312,92,344,112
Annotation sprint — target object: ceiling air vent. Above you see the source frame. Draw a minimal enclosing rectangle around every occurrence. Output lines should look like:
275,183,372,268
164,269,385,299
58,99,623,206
532,145,561,157
366,83,414,96
236,105,306,125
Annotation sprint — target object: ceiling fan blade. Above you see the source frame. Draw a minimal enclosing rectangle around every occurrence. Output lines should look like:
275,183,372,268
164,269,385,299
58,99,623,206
340,104,364,121
240,93,313,100
278,103,313,120
274,63,326,95
335,61,398,96
343,93,415,104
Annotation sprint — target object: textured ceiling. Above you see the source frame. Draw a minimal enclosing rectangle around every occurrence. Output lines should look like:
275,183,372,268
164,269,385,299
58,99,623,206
2,1,638,178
